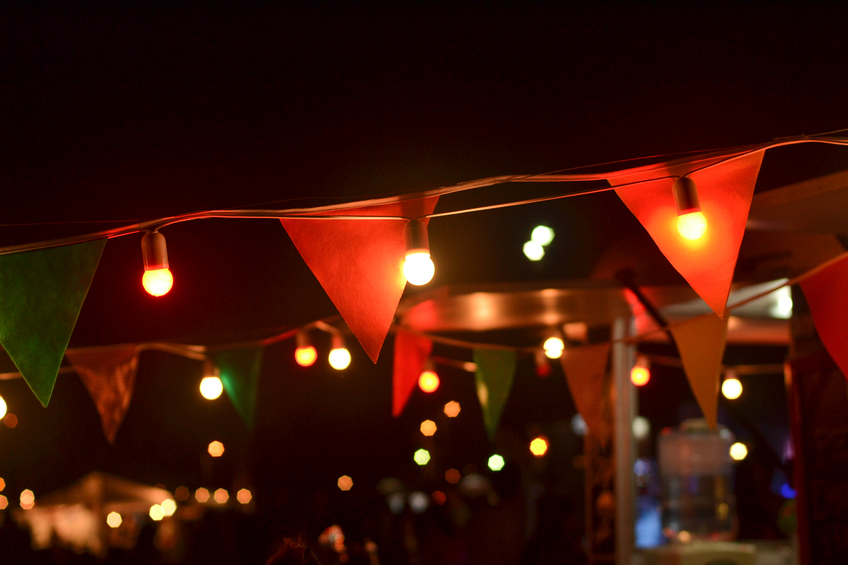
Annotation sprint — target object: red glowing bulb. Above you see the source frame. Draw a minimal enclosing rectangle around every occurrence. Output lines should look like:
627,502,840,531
142,268,173,296
630,365,650,386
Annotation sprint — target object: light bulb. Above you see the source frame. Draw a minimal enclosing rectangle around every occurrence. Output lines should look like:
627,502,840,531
404,219,434,285
329,348,351,370
142,268,173,296
543,336,564,359
328,334,351,370
200,376,223,400
0,396,6,420
630,355,651,386
418,370,440,393
295,331,318,367
677,211,707,240
722,376,743,400
523,241,545,261
531,225,555,246
404,252,435,285
672,177,707,240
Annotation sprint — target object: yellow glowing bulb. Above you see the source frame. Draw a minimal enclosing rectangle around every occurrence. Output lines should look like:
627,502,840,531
630,366,650,386
730,442,748,461
677,211,707,240
529,437,549,457
418,370,440,393
543,337,564,359
722,377,743,400
106,512,122,528
295,345,318,367
328,347,351,370
0,396,6,420
142,268,173,296
414,449,431,465
149,504,165,521
404,252,435,285
199,376,223,400
161,499,177,517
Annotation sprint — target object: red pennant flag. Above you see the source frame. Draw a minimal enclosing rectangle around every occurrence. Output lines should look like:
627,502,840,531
281,196,439,363
800,254,848,380
611,151,764,318
561,343,611,444
66,345,140,443
669,314,728,430
392,330,433,417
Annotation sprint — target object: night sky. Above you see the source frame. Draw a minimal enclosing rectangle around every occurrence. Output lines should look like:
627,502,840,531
1,3,847,562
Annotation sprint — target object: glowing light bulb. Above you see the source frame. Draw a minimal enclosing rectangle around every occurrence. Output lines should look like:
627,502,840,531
722,377,743,400
630,356,651,386
404,252,435,285
237,489,252,504
0,396,6,420
208,440,225,457
404,219,434,285
106,512,122,528
295,331,318,367
543,336,564,359
338,476,353,491
488,454,505,471
529,437,549,457
328,334,351,370
161,499,177,517
195,488,210,503
149,504,164,521
142,269,173,296
523,241,545,261
141,231,173,296
677,211,707,240
730,442,748,461
200,376,223,400
444,401,461,417
414,449,431,466
531,225,555,246
420,420,437,436
418,370,440,393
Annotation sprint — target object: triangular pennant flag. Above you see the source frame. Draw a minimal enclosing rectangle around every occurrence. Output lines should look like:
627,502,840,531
560,343,611,444
66,345,139,443
214,347,263,431
0,239,107,406
392,330,432,417
473,348,517,441
800,255,848,380
281,196,439,363
611,151,764,317
669,313,729,430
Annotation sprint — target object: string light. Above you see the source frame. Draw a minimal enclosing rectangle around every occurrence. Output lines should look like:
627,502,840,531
294,331,318,367
722,370,743,400
328,334,351,370
0,396,6,420
630,355,651,386
543,336,564,359
106,512,122,528
673,177,707,240
418,360,440,393
488,454,505,471
140,231,173,296
730,442,748,461
199,362,223,400
529,436,549,457
403,219,435,285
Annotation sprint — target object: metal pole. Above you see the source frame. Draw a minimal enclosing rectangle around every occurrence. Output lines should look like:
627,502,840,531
612,316,636,565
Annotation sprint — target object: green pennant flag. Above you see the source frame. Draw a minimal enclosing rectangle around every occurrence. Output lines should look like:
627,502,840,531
474,348,517,442
0,240,107,407
214,347,263,431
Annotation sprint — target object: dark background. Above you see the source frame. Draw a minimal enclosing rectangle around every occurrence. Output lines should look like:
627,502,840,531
0,3,845,563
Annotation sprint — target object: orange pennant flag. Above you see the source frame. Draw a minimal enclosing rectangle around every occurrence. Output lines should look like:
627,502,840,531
392,330,433,417
669,314,728,430
66,345,140,443
561,343,611,444
611,151,764,318
281,196,439,363
800,254,848,380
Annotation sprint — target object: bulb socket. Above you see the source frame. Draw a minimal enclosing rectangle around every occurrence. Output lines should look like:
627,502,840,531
296,331,311,349
672,177,701,216
404,219,430,256
331,333,346,350
141,232,169,271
